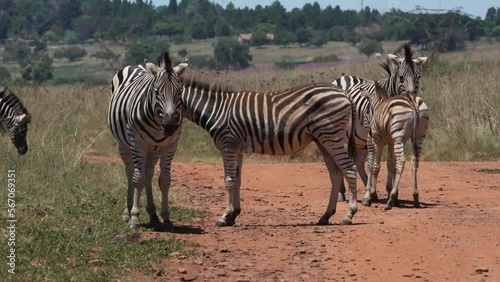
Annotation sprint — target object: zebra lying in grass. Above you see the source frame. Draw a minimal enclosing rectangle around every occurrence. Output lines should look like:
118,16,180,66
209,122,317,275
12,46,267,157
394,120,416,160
178,78,359,227
107,53,188,231
333,44,427,203
0,83,31,155
361,81,429,209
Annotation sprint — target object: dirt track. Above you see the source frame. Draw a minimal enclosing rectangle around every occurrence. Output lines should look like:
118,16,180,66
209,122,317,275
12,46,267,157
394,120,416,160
84,156,500,281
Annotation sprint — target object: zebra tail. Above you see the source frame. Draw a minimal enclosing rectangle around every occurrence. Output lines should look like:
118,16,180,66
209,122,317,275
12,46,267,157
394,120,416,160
411,96,420,157
347,97,357,159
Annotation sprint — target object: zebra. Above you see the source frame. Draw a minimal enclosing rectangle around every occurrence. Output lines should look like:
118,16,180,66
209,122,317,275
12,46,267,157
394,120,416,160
107,52,188,231
361,81,429,209
177,76,359,227
0,83,31,155
332,44,427,203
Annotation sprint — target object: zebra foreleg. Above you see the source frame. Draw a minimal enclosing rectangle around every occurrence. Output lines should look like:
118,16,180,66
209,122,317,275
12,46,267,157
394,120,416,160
216,150,241,227
144,152,161,228
129,151,147,230
158,145,178,232
119,145,133,222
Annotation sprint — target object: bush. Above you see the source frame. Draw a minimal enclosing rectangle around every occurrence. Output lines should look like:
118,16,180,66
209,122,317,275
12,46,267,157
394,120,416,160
53,46,87,62
311,54,340,63
63,30,80,45
187,55,215,69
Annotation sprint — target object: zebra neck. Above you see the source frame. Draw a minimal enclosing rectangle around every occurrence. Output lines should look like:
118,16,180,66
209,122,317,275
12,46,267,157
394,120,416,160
0,93,22,131
181,85,231,133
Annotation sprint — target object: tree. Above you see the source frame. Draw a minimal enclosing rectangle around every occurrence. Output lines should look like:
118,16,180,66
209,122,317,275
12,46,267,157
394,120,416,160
22,51,54,84
213,38,252,70
274,29,296,47
296,27,314,46
357,39,383,57
168,0,178,14
485,7,497,22
251,30,268,47
0,66,11,81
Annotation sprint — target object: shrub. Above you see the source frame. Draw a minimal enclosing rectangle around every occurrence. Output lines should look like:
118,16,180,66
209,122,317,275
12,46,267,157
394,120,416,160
0,65,11,81
53,46,87,62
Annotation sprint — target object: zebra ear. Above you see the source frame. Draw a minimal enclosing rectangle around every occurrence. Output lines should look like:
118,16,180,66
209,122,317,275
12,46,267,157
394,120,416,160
173,59,189,77
145,62,160,75
413,57,427,66
17,113,31,124
387,54,403,68
158,52,173,73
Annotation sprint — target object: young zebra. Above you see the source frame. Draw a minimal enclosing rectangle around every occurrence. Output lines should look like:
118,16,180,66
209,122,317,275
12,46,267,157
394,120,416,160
107,52,188,231
332,44,427,202
362,81,429,209
0,84,31,155
179,77,359,227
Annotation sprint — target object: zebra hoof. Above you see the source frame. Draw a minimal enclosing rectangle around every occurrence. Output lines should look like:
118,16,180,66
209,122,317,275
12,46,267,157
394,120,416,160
317,217,329,225
149,215,161,227
414,201,420,209
129,223,138,231
384,205,393,211
337,193,346,202
362,197,372,206
163,221,174,232
216,219,235,227
340,218,353,225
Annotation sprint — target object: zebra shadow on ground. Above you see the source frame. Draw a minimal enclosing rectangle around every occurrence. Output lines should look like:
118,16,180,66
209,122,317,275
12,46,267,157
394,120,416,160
242,221,369,228
370,198,441,209
139,222,205,234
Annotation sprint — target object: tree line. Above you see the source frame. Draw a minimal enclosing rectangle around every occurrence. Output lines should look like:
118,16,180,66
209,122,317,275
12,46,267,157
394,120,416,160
1,1,500,47
1,1,500,83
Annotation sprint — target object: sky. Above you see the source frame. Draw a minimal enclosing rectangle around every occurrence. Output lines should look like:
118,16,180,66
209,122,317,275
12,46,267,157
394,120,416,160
151,0,499,19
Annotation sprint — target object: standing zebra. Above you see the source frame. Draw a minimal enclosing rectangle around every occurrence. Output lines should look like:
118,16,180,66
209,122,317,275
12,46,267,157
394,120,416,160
179,77,359,227
332,44,427,203
361,81,429,209
0,84,31,155
107,52,188,231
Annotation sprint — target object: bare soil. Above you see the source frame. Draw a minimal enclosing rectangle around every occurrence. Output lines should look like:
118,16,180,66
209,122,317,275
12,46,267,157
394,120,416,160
84,156,500,282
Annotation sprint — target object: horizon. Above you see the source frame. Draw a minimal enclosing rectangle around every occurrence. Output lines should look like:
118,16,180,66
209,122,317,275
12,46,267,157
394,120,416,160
151,0,498,19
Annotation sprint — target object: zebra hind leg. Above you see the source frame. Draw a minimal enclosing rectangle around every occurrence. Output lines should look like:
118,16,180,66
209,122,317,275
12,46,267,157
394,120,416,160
316,140,358,225
216,150,242,227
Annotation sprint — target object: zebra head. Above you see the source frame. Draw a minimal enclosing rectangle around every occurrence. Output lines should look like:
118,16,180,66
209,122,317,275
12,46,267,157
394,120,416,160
387,44,427,95
0,85,31,155
150,53,188,137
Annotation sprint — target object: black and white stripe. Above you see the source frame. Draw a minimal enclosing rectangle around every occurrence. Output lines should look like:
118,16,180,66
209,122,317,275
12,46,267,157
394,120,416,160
107,53,187,230
332,44,427,202
0,84,31,155
361,81,429,209
180,78,359,226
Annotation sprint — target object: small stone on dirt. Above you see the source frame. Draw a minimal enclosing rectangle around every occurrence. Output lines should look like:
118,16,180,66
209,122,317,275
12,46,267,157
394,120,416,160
298,192,304,196
475,267,489,274
180,274,198,281
178,267,187,274
220,247,230,253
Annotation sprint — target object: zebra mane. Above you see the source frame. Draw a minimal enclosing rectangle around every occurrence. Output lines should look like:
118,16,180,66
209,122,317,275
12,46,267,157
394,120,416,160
181,74,234,94
379,62,392,77
393,43,413,62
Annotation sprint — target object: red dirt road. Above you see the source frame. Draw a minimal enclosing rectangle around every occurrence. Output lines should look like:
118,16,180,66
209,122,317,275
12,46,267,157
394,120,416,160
84,156,500,281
